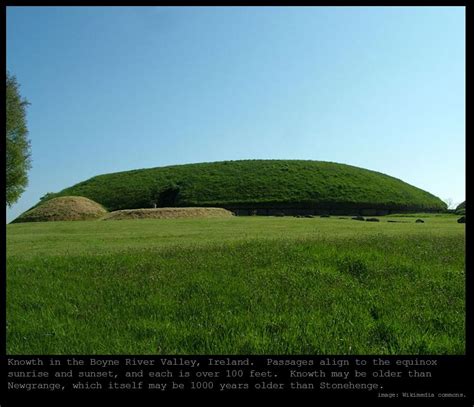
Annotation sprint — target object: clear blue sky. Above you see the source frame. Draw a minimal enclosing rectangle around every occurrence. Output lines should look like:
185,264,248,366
6,6,465,222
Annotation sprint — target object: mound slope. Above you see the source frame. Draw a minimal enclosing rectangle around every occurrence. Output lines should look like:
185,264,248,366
12,196,107,223
25,160,447,216
102,207,234,220
456,201,465,215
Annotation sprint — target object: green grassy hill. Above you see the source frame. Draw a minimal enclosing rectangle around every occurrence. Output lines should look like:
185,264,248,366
26,160,446,215
455,201,465,215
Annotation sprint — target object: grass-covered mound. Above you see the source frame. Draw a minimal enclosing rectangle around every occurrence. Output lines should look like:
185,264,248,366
102,207,233,220
33,160,446,214
456,201,465,215
12,196,107,223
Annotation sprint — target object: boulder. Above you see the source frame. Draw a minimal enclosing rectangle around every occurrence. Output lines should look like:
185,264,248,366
352,216,365,221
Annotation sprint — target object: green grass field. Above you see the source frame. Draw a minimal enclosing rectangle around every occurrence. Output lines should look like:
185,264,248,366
7,214,465,354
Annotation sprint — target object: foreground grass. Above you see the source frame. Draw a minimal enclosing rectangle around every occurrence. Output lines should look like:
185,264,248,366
7,215,464,354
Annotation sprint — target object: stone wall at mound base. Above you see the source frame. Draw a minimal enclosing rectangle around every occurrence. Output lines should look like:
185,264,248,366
227,208,441,216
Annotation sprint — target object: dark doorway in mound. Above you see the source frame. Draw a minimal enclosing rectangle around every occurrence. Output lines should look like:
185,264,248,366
157,185,181,207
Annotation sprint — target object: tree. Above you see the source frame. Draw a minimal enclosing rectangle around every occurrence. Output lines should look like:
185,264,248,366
6,72,31,206
443,198,454,210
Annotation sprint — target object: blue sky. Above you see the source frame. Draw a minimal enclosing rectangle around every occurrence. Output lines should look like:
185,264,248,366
6,6,465,222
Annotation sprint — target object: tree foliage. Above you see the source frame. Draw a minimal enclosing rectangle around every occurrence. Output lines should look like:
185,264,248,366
6,72,31,206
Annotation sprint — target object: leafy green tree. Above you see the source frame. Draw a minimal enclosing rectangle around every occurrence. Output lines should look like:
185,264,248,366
6,72,31,206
